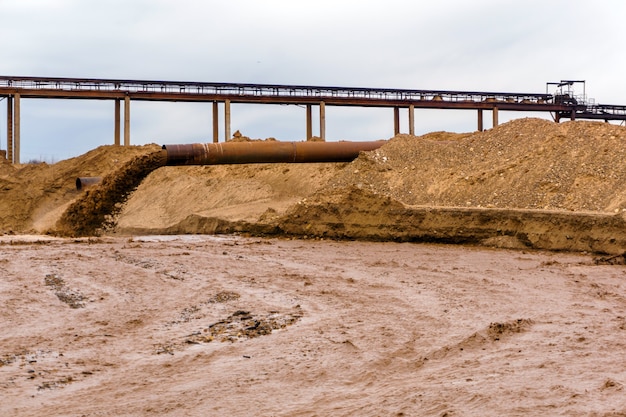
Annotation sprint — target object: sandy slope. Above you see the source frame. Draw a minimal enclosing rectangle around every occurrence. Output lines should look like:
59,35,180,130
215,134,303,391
117,162,343,230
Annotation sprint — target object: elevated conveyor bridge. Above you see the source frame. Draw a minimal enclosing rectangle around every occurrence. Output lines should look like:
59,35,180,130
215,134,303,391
1,76,625,163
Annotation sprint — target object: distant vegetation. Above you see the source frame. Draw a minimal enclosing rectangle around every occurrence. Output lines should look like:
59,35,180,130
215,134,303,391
26,157,58,164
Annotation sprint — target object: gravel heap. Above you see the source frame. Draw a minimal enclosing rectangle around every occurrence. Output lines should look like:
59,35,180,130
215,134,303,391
327,118,626,212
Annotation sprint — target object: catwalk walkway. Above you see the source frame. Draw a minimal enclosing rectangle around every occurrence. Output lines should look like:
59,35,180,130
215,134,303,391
1,76,625,163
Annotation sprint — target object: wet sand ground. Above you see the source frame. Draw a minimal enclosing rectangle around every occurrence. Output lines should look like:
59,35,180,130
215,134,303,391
1,235,626,416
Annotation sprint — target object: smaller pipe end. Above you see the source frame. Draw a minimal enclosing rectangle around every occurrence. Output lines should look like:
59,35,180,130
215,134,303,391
76,177,102,191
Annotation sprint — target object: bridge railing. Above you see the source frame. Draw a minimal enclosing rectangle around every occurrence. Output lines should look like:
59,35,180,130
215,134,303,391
584,104,626,117
0,75,553,105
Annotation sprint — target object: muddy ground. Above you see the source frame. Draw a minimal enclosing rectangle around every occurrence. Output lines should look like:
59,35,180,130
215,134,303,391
1,234,626,416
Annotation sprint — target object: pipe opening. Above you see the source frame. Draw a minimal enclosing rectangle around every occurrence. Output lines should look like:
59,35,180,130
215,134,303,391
76,177,102,191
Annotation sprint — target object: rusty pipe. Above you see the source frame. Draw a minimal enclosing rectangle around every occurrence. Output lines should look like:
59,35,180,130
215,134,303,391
76,176,102,190
162,140,387,166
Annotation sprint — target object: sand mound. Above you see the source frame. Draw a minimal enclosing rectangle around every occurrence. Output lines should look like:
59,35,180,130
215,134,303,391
3,118,626,252
55,150,167,236
118,119,626,234
115,162,345,234
267,118,626,253
0,144,160,234
0,154,16,176
329,118,626,212
229,130,277,142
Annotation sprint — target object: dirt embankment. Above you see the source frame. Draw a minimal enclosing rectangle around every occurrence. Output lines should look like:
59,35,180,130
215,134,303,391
330,119,626,212
0,144,161,233
3,118,626,253
55,149,167,236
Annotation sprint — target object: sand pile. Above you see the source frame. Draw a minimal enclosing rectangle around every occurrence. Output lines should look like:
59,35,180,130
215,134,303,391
3,118,626,252
328,118,626,212
229,130,277,142
274,118,626,252
0,144,160,234
115,161,345,235
114,119,626,246
55,150,167,236
0,153,16,176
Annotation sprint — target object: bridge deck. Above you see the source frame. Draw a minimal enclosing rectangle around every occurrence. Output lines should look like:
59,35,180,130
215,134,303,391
0,75,564,110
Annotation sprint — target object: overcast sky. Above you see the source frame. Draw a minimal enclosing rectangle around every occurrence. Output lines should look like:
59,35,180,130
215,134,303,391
1,0,625,162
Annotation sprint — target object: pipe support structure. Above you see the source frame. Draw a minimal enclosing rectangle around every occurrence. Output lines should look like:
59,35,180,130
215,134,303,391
6,96,12,163
124,95,130,146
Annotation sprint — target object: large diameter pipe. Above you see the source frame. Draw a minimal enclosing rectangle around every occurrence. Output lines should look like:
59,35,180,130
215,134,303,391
162,140,387,166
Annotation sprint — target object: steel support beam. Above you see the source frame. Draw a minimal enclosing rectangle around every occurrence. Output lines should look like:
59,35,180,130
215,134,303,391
14,93,20,163
306,104,312,140
114,99,121,146
394,107,400,135
6,96,12,163
409,104,415,135
492,106,499,128
212,101,219,143
477,109,484,131
320,102,326,141
224,99,231,141
124,95,130,146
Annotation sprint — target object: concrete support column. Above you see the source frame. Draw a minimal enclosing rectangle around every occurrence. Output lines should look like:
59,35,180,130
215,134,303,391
306,104,312,140
14,93,20,164
570,109,576,121
124,95,130,146
6,96,13,163
224,99,231,141
408,104,415,135
477,109,484,132
114,99,121,146
492,106,499,128
319,101,326,141
394,107,400,135
212,101,219,143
